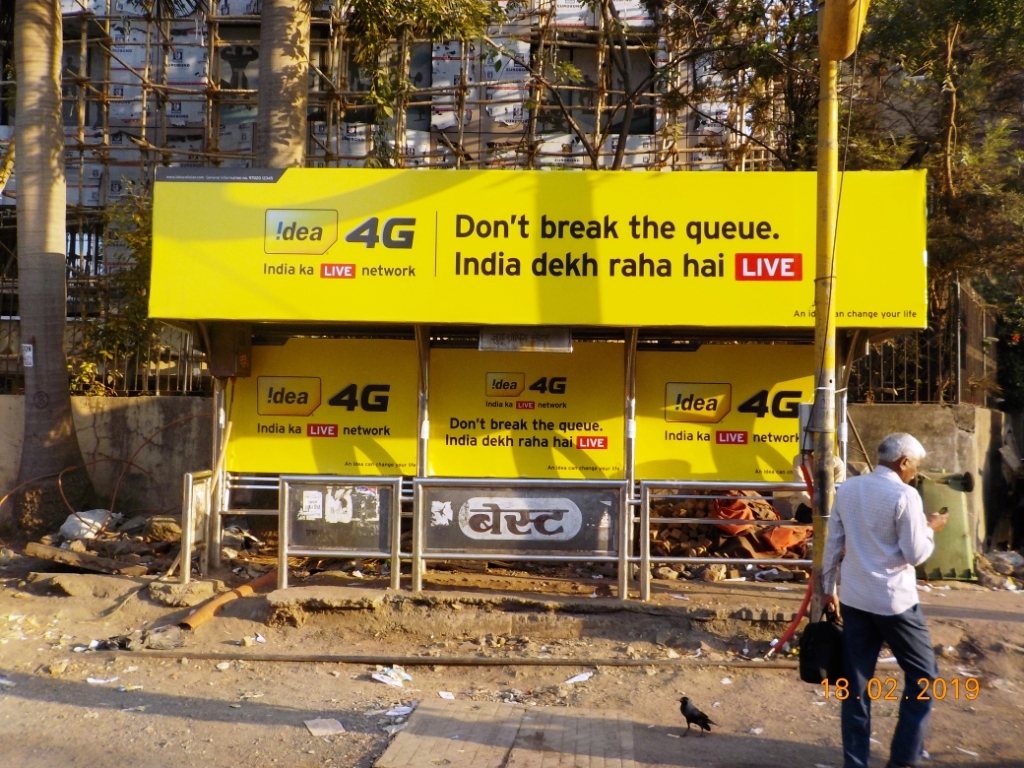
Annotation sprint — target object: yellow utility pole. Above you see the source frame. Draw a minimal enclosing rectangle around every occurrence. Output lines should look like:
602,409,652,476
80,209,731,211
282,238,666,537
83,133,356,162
811,0,870,619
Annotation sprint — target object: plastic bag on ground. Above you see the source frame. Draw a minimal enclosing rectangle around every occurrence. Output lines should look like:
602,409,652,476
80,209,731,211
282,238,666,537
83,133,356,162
59,509,114,540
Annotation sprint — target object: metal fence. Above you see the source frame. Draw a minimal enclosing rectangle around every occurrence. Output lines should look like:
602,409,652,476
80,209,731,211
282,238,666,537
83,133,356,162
848,282,997,407
2,276,995,403
0,278,211,398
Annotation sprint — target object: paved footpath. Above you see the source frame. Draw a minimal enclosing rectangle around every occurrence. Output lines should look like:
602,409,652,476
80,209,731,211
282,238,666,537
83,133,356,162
375,699,636,768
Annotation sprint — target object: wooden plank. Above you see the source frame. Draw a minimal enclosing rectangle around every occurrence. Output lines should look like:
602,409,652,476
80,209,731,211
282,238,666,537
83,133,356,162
25,542,150,576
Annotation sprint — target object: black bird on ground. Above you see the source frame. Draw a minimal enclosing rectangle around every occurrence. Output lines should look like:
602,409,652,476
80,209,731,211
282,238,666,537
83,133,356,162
679,696,716,736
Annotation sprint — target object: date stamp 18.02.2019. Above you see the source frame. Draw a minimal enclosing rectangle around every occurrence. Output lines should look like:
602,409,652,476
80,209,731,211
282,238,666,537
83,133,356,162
822,677,980,701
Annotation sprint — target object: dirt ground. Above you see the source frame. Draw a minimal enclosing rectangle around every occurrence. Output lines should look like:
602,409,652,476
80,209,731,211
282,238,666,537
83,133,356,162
1,550,1023,768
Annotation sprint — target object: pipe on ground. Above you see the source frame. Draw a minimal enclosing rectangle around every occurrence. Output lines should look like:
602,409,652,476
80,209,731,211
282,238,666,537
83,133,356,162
179,569,278,631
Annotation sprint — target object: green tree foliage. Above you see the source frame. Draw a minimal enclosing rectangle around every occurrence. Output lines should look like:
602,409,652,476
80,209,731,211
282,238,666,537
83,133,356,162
991,286,1024,412
654,0,821,169
69,186,158,396
852,0,1024,281
346,0,494,116
846,0,1024,407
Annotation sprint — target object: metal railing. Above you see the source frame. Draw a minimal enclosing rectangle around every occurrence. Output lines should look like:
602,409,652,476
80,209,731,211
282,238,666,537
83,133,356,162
277,475,403,591
210,472,416,569
0,277,212,396
848,282,997,407
180,469,213,584
205,473,819,602
638,480,812,601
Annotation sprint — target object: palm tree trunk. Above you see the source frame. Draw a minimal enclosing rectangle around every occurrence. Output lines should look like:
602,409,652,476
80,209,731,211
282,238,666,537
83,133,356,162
5,0,94,535
256,0,311,167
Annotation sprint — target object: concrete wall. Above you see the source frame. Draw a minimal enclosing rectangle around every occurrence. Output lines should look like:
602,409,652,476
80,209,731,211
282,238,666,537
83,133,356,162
1,395,213,518
847,404,1006,552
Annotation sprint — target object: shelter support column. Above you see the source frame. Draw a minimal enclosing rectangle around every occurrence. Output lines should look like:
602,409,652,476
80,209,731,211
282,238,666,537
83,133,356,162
622,328,638,601
412,326,430,592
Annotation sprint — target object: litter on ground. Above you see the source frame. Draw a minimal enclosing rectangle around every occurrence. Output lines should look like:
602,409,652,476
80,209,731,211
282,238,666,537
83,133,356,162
564,671,594,685
304,718,346,737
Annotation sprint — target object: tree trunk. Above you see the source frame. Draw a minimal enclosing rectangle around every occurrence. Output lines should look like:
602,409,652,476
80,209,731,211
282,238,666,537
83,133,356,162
256,0,311,167
5,0,94,536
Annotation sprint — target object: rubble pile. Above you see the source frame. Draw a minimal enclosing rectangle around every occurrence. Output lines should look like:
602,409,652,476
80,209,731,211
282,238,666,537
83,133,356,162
25,511,183,577
648,490,812,571
977,550,1024,591
648,496,720,558
25,512,292,580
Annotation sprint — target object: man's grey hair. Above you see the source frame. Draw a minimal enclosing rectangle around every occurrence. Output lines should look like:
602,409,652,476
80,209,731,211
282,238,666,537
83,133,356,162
877,433,926,464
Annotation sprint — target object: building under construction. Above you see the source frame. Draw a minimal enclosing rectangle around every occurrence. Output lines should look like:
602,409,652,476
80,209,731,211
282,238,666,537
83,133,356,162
0,0,994,407
0,0,788,395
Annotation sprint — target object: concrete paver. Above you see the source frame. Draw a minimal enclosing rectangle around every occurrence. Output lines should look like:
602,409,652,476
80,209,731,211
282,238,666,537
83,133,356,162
374,699,636,768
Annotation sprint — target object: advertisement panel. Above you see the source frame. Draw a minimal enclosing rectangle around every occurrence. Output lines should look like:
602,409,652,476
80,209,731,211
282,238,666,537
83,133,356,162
226,338,418,475
281,478,394,553
420,483,621,556
151,168,927,328
429,343,625,479
635,345,814,481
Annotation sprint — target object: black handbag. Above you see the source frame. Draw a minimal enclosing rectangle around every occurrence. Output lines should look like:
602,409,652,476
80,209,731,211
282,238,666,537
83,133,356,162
799,611,845,684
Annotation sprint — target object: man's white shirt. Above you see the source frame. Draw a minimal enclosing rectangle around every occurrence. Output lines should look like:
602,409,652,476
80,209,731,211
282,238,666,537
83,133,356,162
822,465,934,615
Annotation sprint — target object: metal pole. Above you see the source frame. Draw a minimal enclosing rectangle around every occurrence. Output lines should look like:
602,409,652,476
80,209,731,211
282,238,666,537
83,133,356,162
622,328,638,600
411,482,423,593
209,380,225,569
416,324,430,477
811,56,839,621
640,485,651,601
180,473,194,585
277,479,289,590
390,482,402,592
97,649,800,670
955,276,962,404
413,326,430,591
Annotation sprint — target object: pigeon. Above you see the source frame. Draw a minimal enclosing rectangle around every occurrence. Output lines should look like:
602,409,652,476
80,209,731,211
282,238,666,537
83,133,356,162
679,696,715,736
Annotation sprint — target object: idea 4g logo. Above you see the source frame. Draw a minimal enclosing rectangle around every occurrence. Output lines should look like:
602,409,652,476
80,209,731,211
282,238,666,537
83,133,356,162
265,210,338,254
486,373,525,397
257,377,322,416
664,382,804,424
665,383,731,424
345,217,416,249
485,373,567,398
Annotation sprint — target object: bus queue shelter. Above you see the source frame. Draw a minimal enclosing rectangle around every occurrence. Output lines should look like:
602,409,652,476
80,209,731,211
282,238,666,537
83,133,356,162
151,167,927,596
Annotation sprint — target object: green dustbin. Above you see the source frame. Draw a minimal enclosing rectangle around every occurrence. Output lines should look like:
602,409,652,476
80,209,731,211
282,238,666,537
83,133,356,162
916,475,976,581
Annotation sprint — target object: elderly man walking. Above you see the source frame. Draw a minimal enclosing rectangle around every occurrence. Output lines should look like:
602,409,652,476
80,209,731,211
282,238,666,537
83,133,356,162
822,433,949,768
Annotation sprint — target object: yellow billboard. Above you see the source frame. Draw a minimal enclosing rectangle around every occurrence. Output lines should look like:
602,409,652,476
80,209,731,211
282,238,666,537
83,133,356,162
428,343,625,479
226,338,418,475
151,168,927,328
635,345,814,481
